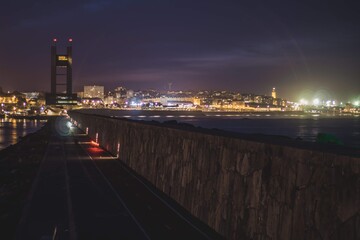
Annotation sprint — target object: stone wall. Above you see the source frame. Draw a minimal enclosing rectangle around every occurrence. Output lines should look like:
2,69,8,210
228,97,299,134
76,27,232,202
69,112,360,240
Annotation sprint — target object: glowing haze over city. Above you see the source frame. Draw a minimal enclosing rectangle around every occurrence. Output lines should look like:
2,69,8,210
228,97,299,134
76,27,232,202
0,0,359,103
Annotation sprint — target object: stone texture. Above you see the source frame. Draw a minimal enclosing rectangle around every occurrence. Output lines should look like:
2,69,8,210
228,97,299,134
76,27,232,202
69,112,360,240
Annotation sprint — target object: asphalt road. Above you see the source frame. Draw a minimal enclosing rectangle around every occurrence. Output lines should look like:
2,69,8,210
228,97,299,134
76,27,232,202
16,117,223,240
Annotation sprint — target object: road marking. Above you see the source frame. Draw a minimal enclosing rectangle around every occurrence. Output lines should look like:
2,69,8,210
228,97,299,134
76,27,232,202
73,129,213,239
73,134,87,136
62,140,78,240
78,142,151,240
92,156,117,160
52,226,57,240
114,160,212,240
15,136,51,239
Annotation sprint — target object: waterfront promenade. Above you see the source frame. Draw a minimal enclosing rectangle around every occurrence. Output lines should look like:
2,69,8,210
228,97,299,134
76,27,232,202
15,117,222,240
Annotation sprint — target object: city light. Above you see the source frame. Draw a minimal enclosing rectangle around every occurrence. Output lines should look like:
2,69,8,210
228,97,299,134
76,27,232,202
313,98,320,106
299,99,308,105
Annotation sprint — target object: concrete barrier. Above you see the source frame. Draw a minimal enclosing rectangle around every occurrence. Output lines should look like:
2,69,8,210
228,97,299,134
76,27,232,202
69,111,360,240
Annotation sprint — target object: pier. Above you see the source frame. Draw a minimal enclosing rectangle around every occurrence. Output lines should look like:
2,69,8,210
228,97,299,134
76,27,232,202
13,117,222,240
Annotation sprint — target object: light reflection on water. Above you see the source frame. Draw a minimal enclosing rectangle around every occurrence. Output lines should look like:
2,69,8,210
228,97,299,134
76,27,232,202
0,118,45,151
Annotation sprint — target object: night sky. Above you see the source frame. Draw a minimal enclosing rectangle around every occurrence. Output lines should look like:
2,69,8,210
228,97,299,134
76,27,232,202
1,0,359,101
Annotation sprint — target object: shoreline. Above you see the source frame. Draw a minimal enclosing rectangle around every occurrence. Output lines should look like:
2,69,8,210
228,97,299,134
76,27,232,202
0,115,56,120
75,108,359,118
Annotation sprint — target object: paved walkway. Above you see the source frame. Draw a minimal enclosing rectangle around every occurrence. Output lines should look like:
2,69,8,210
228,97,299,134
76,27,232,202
16,117,223,240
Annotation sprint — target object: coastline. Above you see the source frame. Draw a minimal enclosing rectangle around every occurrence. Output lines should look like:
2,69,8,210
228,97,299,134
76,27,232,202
75,108,359,118
0,115,54,120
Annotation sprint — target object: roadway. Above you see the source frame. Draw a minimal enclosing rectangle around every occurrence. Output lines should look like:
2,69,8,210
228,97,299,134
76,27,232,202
16,117,223,240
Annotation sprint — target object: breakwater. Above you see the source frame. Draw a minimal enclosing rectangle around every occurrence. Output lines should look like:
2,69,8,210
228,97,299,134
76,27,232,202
69,111,360,240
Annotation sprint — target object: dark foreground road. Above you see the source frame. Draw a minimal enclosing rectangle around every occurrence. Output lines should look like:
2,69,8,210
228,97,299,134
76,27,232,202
16,117,223,240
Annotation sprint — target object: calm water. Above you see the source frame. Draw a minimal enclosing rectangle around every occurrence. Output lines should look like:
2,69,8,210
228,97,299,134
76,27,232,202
126,114,360,148
0,118,46,151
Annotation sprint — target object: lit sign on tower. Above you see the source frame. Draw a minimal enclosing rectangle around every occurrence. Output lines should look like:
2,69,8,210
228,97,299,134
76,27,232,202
56,55,69,67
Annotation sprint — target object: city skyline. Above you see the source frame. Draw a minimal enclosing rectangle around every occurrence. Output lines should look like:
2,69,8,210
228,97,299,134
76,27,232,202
1,0,359,101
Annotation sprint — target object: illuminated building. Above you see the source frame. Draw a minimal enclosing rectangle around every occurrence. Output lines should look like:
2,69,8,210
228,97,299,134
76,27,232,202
0,91,25,105
193,98,201,106
262,96,274,105
273,98,281,106
22,92,40,100
231,100,245,109
254,95,263,104
126,89,134,98
241,93,255,102
46,38,77,105
114,86,127,99
84,85,104,99
271,87,277,99
104,95,116,105
143,96,196,106
22,92,45,106
81,98,104,108
76,92,84,98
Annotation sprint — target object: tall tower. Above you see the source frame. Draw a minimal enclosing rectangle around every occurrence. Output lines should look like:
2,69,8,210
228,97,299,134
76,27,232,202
271,87,277,99
46,38,76,105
